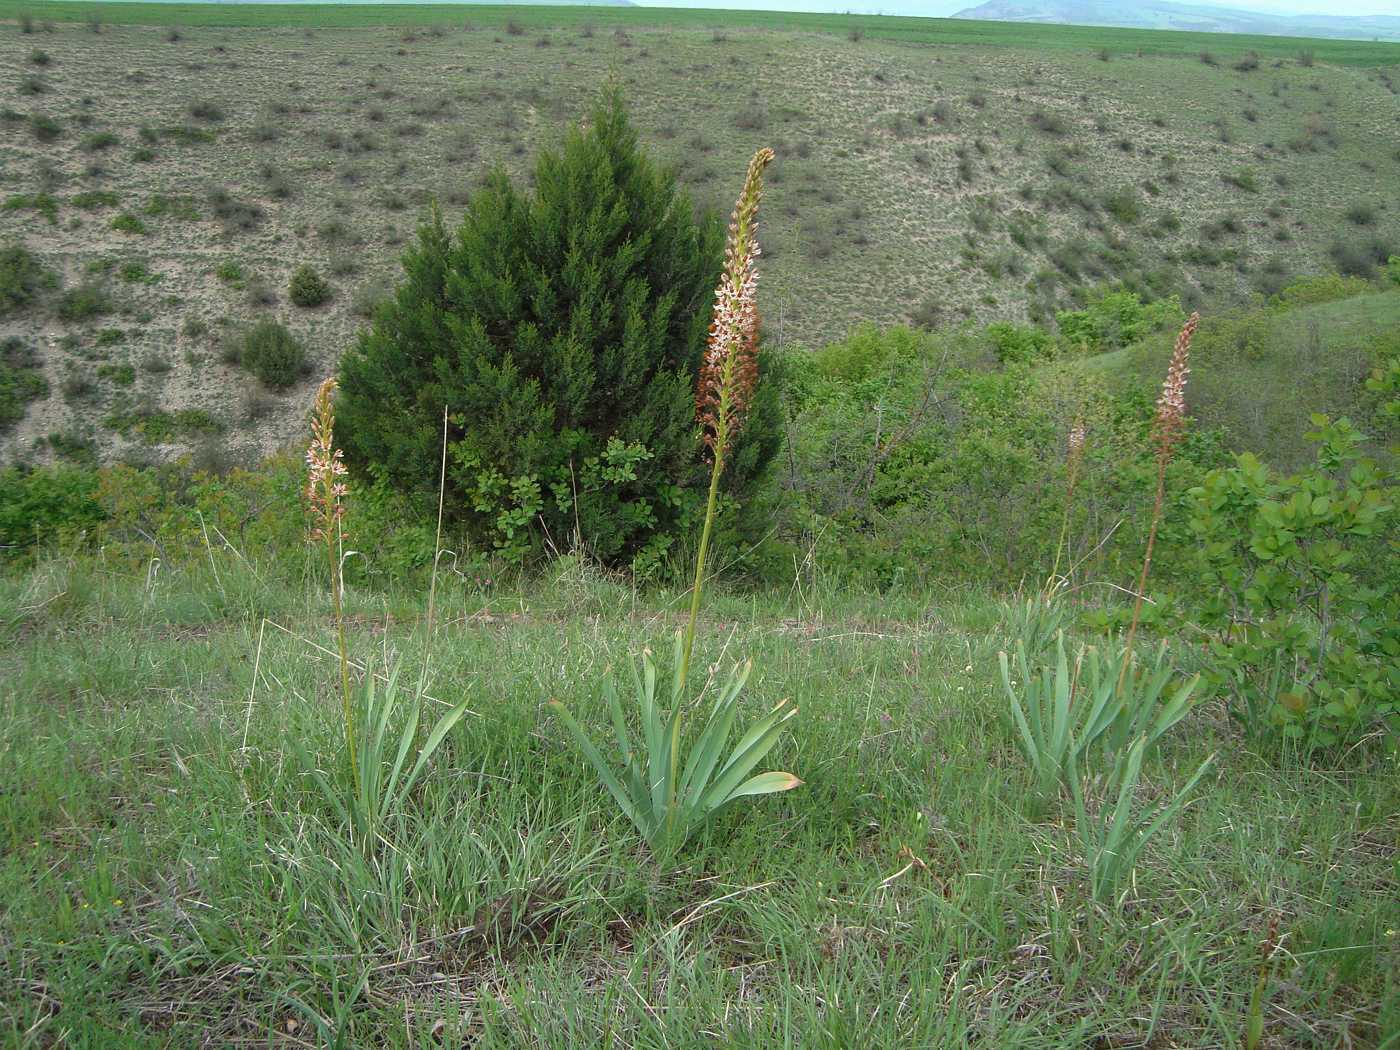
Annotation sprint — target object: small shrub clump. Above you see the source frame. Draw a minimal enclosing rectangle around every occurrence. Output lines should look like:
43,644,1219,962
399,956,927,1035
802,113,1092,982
236,319,309,389
288,265,331,308
0,244,53,317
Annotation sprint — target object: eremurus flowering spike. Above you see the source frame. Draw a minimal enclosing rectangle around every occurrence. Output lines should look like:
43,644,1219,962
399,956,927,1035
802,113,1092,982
306,376,349,542
697,146,774,459
1151,311,1198,462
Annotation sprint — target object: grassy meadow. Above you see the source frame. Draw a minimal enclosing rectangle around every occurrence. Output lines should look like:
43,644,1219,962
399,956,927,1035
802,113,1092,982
2,558,1397,1046
1,3,1398,465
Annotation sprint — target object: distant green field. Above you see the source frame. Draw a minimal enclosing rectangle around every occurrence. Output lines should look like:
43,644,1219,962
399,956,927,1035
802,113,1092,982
4,0,1399,66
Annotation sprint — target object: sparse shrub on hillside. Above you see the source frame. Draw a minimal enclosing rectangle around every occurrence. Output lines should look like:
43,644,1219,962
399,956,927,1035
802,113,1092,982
337,86,781,568
1199,51,1217,66
0,337,48,428
1029,109,1068,135
4,193,58,226
188,99,225,123
56,281,111,322
30,112,60,142
245,278,277,307
1224,167,1260,193
1103,189,1141,225
1344,202,1377,226
206,186,263,234
111,212,148,236
0,244,52,317
236,319,308,389
1233,51,1260,72
288,264,331,307
1329,235,1393,278
29,49,50,66
79,131,118,152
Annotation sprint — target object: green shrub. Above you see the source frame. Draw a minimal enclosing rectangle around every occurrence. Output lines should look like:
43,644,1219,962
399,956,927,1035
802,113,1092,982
0,338,48,428
288,264,331,307
214,260,245,285
1187,417,1398,750
79,131,119,152
110,212,148,235
56,281,112,322
1223,167,1260,193
0,244,52,317
104,408,222,443
337,86,781,567
237,319,308,389
1102,188,1140,225
986,322,1054,365
1055,289,1184,352
144,194,200,221
1329,236,1393,279
97,362,135,386
1269,273,1372,308
71,190,119,210
1387,255,1400,286
29,112,60,141
0,464,105,552
3,193,58,225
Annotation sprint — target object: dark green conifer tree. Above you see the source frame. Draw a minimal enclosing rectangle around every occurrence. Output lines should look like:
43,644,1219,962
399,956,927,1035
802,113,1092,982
337,85,780,567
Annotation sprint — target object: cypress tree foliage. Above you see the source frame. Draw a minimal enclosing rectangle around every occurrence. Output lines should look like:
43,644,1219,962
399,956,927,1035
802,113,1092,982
337,85,780,567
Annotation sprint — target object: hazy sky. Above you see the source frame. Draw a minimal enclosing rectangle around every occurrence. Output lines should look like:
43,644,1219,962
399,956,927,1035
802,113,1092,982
632,0,1400,17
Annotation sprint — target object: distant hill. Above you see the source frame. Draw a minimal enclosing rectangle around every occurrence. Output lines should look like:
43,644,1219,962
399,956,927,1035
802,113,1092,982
952,0,1400,42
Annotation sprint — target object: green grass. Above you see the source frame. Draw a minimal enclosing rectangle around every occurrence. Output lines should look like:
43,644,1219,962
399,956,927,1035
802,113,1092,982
5,1,1397,66
0,560,1395,1045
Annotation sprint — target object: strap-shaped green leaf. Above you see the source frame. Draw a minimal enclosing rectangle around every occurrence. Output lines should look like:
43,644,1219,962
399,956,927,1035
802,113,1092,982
723,770,803,801
702,702,798,813
548,700,645,834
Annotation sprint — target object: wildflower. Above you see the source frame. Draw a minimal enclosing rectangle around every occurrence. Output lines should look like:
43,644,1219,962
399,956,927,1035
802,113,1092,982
304,375,357,791
1119,311,1202,693
682,146,774,684
1151,311,1198,461
697,146,774,459
306,377,348,542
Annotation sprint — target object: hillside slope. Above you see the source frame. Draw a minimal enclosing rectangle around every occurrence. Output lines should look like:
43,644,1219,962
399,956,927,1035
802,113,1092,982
1,5,1397,469
954,0,1400,42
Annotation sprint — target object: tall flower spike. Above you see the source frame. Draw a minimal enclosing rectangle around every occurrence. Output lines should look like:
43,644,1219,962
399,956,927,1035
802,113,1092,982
1151,312,1199,462
697,146,774,459
306,376,348,541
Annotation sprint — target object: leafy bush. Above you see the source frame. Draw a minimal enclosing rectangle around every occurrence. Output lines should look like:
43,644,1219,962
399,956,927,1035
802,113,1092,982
0,244,51,317
1187,417,1398,749
1056,289,1185,352
0,464,105,552
986,322,1054,365
337,86,781,567
237,320,308,390
288,264,331,307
